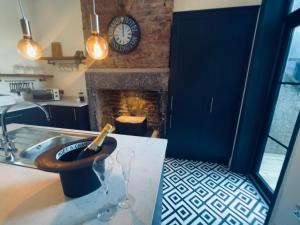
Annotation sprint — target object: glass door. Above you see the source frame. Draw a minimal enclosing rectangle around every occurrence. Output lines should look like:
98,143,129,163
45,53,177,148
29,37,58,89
255,8,300,198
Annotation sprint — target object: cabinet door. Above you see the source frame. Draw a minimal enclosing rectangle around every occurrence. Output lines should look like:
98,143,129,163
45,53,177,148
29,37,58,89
0,111,24,126
75,106,90,131
167,6,259,163
48,106,78,129
21,107,51,126
0,107,50,127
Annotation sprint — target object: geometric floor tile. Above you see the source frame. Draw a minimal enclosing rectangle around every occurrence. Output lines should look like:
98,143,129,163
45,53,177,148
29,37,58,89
162,158,269,225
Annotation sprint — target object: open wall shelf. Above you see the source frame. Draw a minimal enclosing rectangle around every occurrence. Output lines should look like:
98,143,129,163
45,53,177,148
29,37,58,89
39,54,86,66
39,42,86,66
0,74,54,81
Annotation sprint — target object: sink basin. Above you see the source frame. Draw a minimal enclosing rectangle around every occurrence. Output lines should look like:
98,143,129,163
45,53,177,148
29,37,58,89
0,126,94,168
19,136,81,161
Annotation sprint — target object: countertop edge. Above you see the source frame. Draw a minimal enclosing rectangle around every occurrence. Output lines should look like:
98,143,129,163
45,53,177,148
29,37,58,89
0,101,88,114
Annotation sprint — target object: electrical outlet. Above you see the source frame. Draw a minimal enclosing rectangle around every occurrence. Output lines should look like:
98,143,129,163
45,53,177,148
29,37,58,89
293,205,300,222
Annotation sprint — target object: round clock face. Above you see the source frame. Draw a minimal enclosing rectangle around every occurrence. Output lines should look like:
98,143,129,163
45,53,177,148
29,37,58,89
107,15,140,54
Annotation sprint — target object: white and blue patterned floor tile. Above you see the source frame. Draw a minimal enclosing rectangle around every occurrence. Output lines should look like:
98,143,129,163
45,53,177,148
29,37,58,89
162,158,269,225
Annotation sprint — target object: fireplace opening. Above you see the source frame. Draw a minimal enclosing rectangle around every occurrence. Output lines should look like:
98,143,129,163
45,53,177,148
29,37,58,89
99,90,167,137
85,68,169,138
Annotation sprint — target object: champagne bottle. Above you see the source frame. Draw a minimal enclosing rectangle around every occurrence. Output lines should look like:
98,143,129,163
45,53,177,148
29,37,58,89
76,124,114,160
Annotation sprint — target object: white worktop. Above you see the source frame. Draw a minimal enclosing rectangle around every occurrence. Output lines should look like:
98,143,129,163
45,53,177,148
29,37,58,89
0,124,167,225
0,99,88,114
36,98,88,108
0,102,46,114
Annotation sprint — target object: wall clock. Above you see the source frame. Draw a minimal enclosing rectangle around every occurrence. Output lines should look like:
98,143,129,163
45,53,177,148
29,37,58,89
107,15,141,54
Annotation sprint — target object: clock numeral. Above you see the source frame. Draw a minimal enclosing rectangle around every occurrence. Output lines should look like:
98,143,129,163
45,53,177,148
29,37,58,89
131,36,138,44
123,16,130,24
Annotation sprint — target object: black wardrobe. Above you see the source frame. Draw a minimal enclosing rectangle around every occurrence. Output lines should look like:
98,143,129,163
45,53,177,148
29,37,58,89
167,6,259,163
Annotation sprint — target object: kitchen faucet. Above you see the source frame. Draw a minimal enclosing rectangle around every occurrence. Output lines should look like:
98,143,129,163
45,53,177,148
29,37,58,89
0,101,50,161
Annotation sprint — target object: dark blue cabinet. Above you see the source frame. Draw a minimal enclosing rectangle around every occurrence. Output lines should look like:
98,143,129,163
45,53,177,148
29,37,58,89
1,111,24,126
22,107,51,126
167,6,259,163
48,105,90,130
1,105,90,131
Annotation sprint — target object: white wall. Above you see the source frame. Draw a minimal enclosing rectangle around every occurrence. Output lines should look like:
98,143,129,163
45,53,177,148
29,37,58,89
0,0,87,99
173,0,261,12
268,129,300,225
0,0,38,73
29,0,87,98
0,0,45,99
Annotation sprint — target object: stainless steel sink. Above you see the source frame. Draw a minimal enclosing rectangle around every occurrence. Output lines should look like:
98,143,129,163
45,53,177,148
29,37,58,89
0,127,94,168
19,136,81,161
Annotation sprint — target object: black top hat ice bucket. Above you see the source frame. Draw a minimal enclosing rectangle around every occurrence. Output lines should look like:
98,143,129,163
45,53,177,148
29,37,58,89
35,137,117,198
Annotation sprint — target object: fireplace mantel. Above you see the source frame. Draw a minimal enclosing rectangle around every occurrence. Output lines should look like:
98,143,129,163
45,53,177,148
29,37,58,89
85,68,169,92
85,68,169,133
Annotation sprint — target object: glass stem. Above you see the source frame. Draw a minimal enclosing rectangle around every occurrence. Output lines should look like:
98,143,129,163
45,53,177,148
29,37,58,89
103,184,108,203
125,179,129,198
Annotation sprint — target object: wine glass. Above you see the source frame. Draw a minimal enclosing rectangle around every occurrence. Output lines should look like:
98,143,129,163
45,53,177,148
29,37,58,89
116,148,135,209
92,154,117,222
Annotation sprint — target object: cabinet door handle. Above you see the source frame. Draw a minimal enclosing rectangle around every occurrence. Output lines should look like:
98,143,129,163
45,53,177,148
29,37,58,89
169,114,172,129
73,109,77,121
170,96,174,111
210,97,214,113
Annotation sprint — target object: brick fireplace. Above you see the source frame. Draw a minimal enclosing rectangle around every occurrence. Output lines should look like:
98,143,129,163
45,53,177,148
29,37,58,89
81,0,173,137
85,68,169,137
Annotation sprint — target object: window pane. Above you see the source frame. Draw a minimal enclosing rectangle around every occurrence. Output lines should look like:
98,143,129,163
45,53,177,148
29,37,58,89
291,0,300,12
283,28,300,83
259,138,287,191
269,84,300,146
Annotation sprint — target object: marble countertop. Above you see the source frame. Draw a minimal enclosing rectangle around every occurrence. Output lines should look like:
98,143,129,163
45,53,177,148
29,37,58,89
0,124,167,225
0,99,88,114
36,99,88,108
0,102,45,114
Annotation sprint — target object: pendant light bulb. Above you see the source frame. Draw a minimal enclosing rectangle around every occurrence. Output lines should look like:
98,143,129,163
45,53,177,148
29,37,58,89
86,0,108,60
86,34,109,60
17,0,42,60
17,37,42,60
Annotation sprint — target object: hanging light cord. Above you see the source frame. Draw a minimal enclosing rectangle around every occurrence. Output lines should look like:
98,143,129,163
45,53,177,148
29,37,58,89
18,0,25,18
92,0,96,14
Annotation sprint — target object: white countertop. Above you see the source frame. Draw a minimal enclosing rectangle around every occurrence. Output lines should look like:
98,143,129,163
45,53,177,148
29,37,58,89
0,124,167,225
0,102,46,114
0,99,88,114
36,99,88,108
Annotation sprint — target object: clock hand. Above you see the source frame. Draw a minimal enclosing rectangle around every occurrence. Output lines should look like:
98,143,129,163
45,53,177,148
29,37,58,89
122,24,125,38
